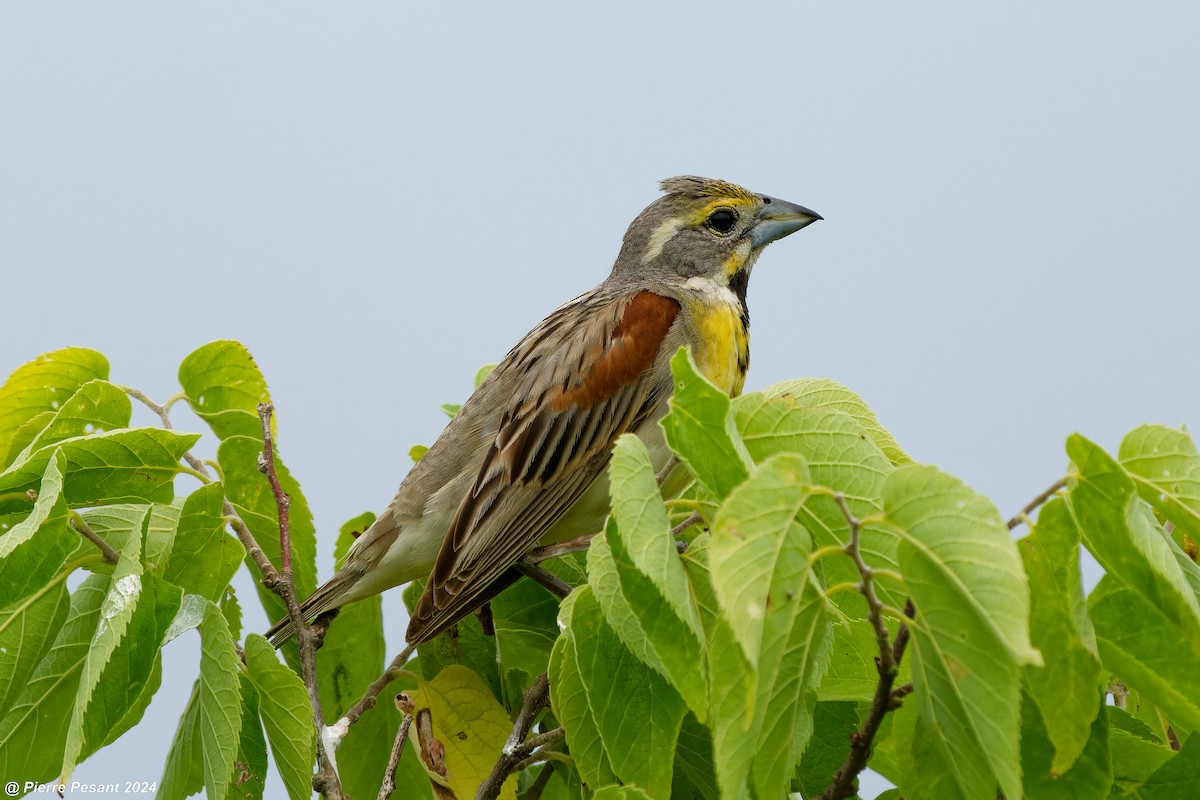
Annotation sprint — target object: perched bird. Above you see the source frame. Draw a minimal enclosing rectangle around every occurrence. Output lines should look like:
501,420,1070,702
267,176,820,647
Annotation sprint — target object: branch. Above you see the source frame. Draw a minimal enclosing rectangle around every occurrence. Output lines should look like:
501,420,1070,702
409,704,456,800
476,673,551,800
68,513,119,564
329,643,416,743
671,511,704,537
525,533,597,564
258,402,342,799
378,697,415,800
1006,477,1068,530
820,495,914,800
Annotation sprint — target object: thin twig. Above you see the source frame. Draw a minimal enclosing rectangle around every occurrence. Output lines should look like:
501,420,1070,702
508,727,565,772
820,495,914,800
515,561,573,599
671,511,704,537
258,403,342,799
332,644,417,739
476,673,551,800
68,514,119,564
526,533,597,564
377,708,415,800
1006,477,1068,530
655,455,678,485
411,705,455,799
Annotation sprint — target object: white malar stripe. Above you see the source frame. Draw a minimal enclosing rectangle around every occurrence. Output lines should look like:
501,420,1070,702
642,218,685,263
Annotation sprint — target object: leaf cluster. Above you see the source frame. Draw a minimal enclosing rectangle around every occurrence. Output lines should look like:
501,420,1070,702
0,343,1197,800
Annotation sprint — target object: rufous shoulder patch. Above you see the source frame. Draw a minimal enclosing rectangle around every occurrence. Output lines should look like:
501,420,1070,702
550,291,679,412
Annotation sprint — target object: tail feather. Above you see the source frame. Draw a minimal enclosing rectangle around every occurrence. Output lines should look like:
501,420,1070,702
266,573,354,648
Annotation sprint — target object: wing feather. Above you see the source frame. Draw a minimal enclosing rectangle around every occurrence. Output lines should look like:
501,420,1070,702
406,289,680,643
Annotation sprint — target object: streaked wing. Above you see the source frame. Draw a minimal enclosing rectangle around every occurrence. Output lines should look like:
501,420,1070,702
407,289,680,643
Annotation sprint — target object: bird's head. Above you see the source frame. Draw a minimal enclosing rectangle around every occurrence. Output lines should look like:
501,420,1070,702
612,175,821,288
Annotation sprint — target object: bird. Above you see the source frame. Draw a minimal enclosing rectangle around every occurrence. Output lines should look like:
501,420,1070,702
266,176,821,647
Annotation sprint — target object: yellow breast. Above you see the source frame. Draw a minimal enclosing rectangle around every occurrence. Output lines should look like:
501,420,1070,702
687,299,749,397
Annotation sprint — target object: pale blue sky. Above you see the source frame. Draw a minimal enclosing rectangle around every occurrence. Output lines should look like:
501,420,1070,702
2,3,1197,797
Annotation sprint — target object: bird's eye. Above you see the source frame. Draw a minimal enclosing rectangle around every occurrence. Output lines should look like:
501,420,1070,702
706,208,736,235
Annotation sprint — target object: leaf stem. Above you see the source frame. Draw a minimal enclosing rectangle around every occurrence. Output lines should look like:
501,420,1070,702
68,511,119,564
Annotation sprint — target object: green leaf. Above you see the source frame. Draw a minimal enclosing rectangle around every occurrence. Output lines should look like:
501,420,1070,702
709,570,831,800
199,598,244,800
409,444,429,463
595,435,707,719
562,587,686,797
674,711,719,800
1107,707,1175,790
62,526,179,782
410,665,519,800
1088,575,1200,730
549,603,617,789
474,364,497,388
759,378,912,465
0,452,76,610
15,379,132,462
1133,732,1200,799
218,435,317,624
1067,434,1200,629
229,673,269,800
178,340,272,441
159,680,204,800
0,580,70,720
795,701,863,799
244,634,315,800
660,348,751,499
0,428,201,518
1019,691,1110,800
732,389,903,614
708,452,813,672
591,787,655,800
490,577,560,686
66,567,182,775
884,464,1038,800
1119,424,1200,543
140,500,184,576
164,482,245,602
1018,497,1104,772
0,574,107,786
0,347,108,469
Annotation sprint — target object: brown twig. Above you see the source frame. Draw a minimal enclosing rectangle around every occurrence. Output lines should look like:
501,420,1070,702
378,698,415,800
410,704,456,799
476,673,552,800
820,495,914,800
526,533,597,564
671,511,704,537
515,561,573,599
508,728,565,771
331,644,417,738
68,514,119,564
1006,477,1068,530
258,402,342,799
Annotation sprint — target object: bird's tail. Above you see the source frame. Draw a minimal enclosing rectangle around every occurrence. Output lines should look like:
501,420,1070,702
265,572,355,647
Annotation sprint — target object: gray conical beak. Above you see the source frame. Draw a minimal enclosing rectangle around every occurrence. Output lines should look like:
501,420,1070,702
749,196,822,248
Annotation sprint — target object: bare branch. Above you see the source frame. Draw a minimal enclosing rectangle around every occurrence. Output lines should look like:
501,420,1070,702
515,561,573,599
1007,477,1068,530
332,644,417,737
526,533,597,564
671,511,704,537
820,494,914,800
377,703,415,800
476,673,551,800
258,402,341,799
